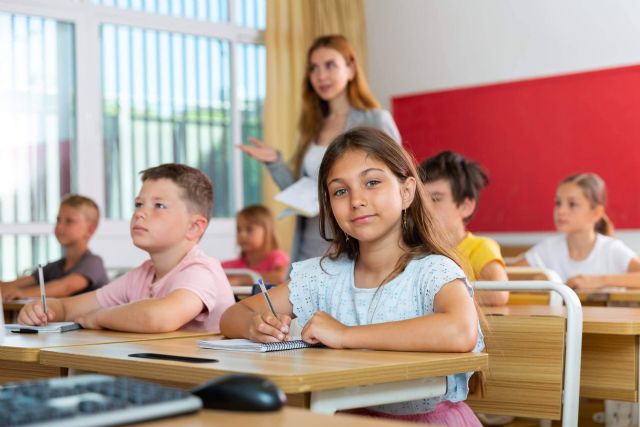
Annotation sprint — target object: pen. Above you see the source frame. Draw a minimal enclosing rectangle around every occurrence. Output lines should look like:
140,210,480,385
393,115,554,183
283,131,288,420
257,279,279,320
11,329,38,334
38,264,48,316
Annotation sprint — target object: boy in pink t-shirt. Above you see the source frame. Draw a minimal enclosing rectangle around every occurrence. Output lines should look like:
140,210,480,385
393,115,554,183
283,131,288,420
18,164,235,332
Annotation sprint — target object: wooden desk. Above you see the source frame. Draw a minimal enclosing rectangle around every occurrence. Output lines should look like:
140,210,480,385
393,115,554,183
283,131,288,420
133,407,430,427
3,300,28,323
0,330,212,384
39,336,487,414
484,305,640,402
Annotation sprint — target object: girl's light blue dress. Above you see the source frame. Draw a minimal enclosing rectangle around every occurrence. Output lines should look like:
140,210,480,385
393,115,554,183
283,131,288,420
289,254,484,416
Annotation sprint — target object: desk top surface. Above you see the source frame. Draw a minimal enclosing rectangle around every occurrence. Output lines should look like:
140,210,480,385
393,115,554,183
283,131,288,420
40,336,488,393
133,407,431,427
484,305,640,335
0,330,213,362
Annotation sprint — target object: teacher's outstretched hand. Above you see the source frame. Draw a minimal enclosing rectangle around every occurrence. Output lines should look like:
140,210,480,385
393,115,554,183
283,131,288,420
238,137,278,164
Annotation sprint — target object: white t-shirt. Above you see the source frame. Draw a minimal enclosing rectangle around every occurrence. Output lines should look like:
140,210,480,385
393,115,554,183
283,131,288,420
524,234,637,282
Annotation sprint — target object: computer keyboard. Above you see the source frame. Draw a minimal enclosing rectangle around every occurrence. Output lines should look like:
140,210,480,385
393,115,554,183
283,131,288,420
0,374,202,426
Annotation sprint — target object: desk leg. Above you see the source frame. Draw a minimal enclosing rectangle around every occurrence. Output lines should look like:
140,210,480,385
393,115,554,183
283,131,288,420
309,376,447,414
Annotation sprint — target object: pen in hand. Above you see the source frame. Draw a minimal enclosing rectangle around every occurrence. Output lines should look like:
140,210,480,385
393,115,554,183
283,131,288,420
37,264,48,323
257,279,279,320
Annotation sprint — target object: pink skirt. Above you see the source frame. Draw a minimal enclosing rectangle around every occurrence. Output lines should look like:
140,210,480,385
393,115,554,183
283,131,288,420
341,401,482,426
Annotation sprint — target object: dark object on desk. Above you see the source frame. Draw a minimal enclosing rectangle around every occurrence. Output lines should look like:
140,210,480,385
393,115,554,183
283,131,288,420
11,328,38,334
0,374,201,426
128,352,218,364
191,374,285,412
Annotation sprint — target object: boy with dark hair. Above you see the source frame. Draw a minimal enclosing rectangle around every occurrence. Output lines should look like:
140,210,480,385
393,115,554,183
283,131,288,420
2,194,108,300
420,151,509,306
18,163,235,332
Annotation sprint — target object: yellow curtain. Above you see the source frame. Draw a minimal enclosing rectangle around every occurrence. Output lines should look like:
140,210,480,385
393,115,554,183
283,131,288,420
262,0,367,254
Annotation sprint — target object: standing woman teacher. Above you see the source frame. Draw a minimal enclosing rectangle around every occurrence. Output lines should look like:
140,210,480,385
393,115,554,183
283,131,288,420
239,34,400,263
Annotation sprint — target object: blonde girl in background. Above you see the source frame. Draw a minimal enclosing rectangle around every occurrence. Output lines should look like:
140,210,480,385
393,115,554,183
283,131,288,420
222,205,290,285
514,173,640,289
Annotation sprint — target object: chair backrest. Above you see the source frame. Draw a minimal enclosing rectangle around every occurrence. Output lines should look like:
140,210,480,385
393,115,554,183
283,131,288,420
505,266,564,306
468,281,582,427
224,269,264,300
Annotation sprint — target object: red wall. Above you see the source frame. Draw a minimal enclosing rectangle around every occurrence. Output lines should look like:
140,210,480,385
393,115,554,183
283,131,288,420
393,65,640,232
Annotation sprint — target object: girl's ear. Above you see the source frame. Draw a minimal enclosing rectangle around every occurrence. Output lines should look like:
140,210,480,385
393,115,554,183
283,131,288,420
187,215,208,241
458,198,477,219
401,177,417,209
347,58,356,81
592,204,605,222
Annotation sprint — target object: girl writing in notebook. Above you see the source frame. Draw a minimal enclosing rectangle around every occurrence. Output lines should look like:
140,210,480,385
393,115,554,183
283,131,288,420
513,173,640,289
222,205,290,286
221,127,483,426
237,35,400,263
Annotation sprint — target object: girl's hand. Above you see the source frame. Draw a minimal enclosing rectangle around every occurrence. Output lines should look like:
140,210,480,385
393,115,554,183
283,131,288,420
301,311,348,348
237,138,278,163
74,310,104,330
247,311,292,343
17,301,55,326
567,274,605,290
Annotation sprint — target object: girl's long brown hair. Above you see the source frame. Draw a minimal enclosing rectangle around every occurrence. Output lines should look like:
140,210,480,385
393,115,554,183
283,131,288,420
292,35,380,178
317,127,485,394
318,127,463,280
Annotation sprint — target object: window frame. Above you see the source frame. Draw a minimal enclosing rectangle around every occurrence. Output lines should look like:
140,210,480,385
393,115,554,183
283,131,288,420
0,0,264,270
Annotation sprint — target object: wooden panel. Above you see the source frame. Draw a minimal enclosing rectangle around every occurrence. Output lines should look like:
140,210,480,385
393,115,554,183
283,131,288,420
580,334,637,401
132,407,431,427
484,305,640,335
0,330,213,362
468,314,565,419
0,360,66,384
40,337,487,394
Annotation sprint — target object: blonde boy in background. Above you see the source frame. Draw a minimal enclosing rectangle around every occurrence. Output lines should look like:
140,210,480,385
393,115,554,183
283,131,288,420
18,163,235,332
1,195,108,301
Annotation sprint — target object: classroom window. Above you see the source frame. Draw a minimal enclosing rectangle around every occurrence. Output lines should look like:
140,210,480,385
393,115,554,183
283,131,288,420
0,235,61,281
92,0,229,22
237,43,266,206
0,12,74,279
235,0,266,29
0,1,264,276
101,25,236,219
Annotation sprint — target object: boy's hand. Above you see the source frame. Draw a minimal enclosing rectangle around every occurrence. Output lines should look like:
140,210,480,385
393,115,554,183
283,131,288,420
18,301,55,326
247,311,292,343
2,285,24,301
301,311,348,348
74,309,104,330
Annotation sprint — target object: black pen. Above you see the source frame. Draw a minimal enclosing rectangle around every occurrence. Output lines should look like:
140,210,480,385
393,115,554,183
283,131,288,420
11,329,38,334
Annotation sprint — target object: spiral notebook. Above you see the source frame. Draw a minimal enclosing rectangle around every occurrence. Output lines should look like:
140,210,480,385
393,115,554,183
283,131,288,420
198,337,319,352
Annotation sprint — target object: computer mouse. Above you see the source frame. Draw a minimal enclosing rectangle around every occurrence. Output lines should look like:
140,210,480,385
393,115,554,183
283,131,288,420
191,374,286,412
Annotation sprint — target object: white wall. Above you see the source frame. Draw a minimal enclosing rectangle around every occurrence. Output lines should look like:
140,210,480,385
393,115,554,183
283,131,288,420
365,0,640,110
364,0,640,252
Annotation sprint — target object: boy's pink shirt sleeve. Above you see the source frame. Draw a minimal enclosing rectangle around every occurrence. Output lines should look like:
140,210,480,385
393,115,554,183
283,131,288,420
167,260,233,323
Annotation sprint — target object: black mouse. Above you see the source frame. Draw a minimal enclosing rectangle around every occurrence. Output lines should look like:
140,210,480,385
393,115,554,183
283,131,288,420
191,374,286,412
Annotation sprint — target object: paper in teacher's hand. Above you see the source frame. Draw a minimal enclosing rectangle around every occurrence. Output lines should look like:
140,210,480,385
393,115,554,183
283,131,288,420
274,177,319,218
